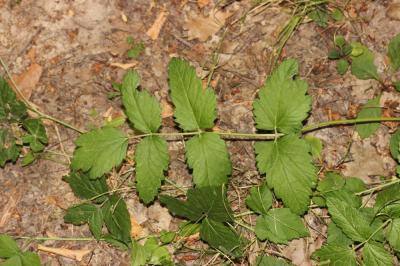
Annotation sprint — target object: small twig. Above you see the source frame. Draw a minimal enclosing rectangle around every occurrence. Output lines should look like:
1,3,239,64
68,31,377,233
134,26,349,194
0,57,85,134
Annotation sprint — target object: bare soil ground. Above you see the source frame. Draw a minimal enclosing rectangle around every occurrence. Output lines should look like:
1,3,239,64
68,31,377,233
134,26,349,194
1,0,400,265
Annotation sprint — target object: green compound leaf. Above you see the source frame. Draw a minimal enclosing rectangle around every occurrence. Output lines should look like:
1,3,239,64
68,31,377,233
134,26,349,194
245,182,272,215
362,241,393,266
200,218,244,258
71,127,128,179
255,208,309,244
63,171,109,203
0,77,27,122
0,128,20,167
355,95,382,139
255,134,316,215
168,58,216,131
326,194,372,242
386,218,400,251
0,234,20,258
312,244,357,266
388,33,400,71
22,119,48,152
121,70,161,133
160,186,233,223
135,136,169,204
253,59,311,133
350,42,379,80
389,129,400,161
256,255,293,266
185,132,231,187
102,194,131,244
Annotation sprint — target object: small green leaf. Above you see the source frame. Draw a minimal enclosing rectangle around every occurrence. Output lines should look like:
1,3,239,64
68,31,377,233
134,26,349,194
394,81,400,92
168,58,216,131
121,70,161,133
0,128,20,167
256,255,293,266
336,59,349,75
135,136,169,204
388,33,400,71
21,151,36,166
200,218,244,258
255,208,309,244
159,231,175,244
350,42,379,80
325,189,361,209
185,132,231,187
144,238,173,265
317,172,345,193
390,130,400,162
64,203,98,225
386,218,400,251
71,127,128,178
102,194,132,244
63,172,109,203
22,119,47,152
326,195,372,242
255,134,316,215
245,182,272,215
0,234,20,258
130,241,149,266
334,35,346,48
127,43,145,59
160,186,233,223
253,59,311,133
331,8,344,21
328,49,341,59
0,77,27,122
312,244,357,266
308,8,328,27
343,177,366,193
355,95,382,139
327,222,352,246
304,135,323,160
362,241,393,266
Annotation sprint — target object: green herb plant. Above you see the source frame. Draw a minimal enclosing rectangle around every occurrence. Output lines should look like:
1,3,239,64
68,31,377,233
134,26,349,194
1,34,400,265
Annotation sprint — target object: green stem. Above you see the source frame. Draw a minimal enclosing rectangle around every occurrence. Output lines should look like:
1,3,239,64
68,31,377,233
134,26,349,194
0,57,85,134
234,220,255,232
302,117,400,133
355,178,400,196
13,236,100,242
353,219,391,251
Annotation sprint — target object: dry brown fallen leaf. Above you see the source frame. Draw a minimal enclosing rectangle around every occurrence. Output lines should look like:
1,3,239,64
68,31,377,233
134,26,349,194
186,9,233,41
38,245,92,262
146,10,168,40
161,99,174,118
131,216,143,239
13,63,43,100
109,61,138,70
197,0,210,8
